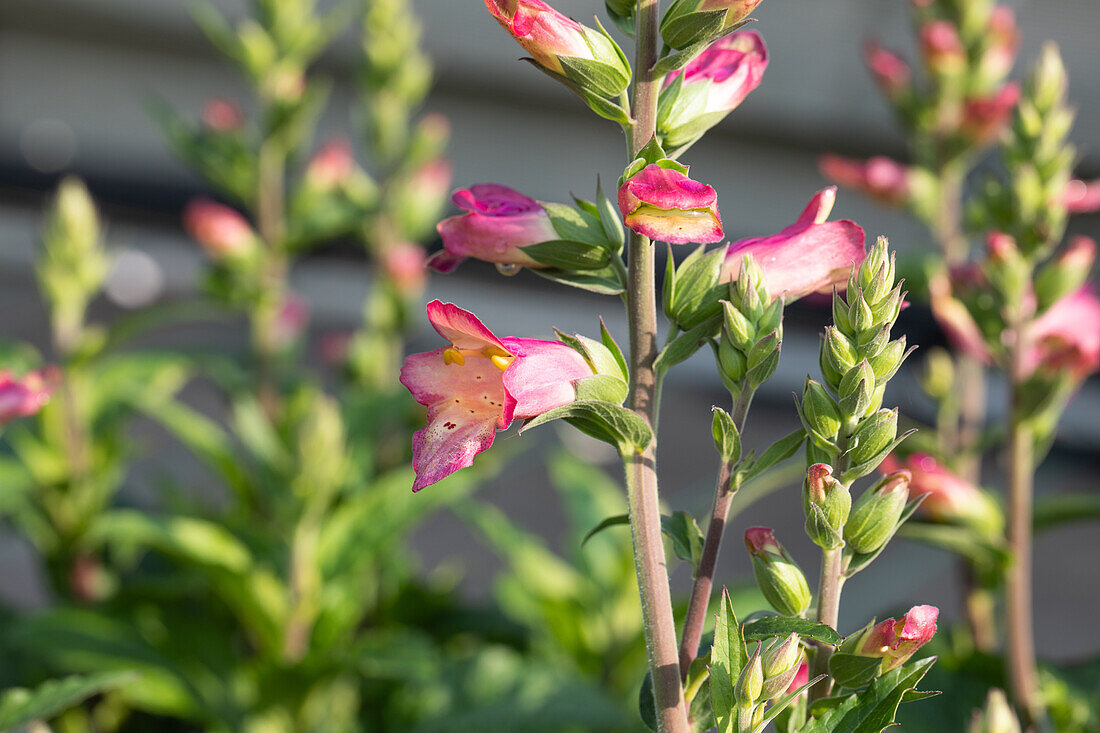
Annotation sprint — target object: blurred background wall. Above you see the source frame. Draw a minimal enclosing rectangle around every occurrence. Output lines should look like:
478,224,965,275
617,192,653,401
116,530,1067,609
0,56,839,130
0,0,1097,658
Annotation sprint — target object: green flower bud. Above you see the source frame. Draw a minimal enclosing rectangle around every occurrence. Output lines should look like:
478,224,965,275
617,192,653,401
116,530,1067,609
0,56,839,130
718,338,747,382
660,0,764,50
746,331,781,387
848,290,875,335
800,378,841,444
760,633,802,700
745,527,812,617
722,300,755,350
821,326,857,388
869,337,908,383
734,645,764,709
847,408,899,468
803,464,851,549
838,360,875,417
844,470,910,554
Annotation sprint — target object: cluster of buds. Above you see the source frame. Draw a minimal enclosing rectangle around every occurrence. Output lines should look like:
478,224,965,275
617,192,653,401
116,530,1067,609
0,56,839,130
731,631,803,731
800,238,908,480
660,0,763,50
714,256,782,394
744,527,811,617
840,604,939,674
972,44,1076,259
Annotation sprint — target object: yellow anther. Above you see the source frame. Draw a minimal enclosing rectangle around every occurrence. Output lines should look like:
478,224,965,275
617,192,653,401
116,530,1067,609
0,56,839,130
490,354,512,371
443,347,465,366
483,346,511,358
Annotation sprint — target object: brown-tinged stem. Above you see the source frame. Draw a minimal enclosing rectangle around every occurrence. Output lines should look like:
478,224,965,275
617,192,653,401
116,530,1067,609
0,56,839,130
678,387,753,678
809,547,844,703
624,2,689,731
1005,317,1044,729
255,140,288,417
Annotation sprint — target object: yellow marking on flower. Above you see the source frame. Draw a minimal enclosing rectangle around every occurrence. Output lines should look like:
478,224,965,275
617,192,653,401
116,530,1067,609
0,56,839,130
443,347,465,366
490,354,513,371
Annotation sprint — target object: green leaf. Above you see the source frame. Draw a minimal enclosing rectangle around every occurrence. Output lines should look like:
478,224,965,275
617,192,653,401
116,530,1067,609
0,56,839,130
523,239,612,270
801,656,937,733
543,202,613,248
741,429,805,482
596,177,625,250
580,513,630,547
662,510,705,570
742,617,841,646
0,672,136,730
638,670,658,732
520,399,652,454
711,407,742,464
669,246,726,329
1033,492,1100,533
654,316,721,374
710,587,747,733
574,374,629,404
530,262,626,295
828,653,885,690
600,318,629,382
750,674,827,733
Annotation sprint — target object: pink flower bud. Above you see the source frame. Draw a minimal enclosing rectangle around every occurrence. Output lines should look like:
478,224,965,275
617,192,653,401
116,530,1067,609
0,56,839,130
306,138,355,191
819,155,910,206
183,199,257,259
744,526,781,555
1063,178,1100,214
961,84,1021,145
0,369,54,423
382,243,428,295
858,605,938,672
618,164,723,245
202,98,244,132
721,187,866,301
920,20,965,75
272,294,309,350
408,158,454,206
663,30,768,115
785,661,809,696
864,41,911,98
985,231,1018,264
981,6,1019,82
432,184,559,273
805,463,833,506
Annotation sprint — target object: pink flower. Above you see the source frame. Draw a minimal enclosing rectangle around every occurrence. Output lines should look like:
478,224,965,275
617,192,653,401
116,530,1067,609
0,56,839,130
484,0,599,75
0,369,54,423
183,199,257,259
819,155,910,206
880,453,1000,530
408,159,454,208
929,268,994,364
784,661,809,695
1025,285,1100,379
382,243,428,295
618,164,723,244
272,294,309,350
864,41,911,98
400,301,593,490
858,605,939,672
661,31,768,132
432,184,559,273
306,138,355,191
961,84,1021,145
920,20,965,75
202,98,243,132
721,187,866,301
980,6,1019,81
1063,178,1100,214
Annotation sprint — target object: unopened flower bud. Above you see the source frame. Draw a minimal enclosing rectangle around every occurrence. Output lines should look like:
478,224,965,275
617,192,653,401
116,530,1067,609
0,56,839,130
722,300,755,350
0,370,54,423
745,527,811,617
853,605,938,673
821,326,857,388
880,453,1003,535
202,97,243,132
660,0,763,50
847,408,899,468
382,243,428,296
868,337,907,383
306,138,355,191
717,338,747,382
864,41,911,100
819,155,910,207
734,645,764,708
961,84,1021,145
920,20,965,76
182,199,257,259
968,689,1021,733
801,379,841,444
785,660,809,696
844,470,910,554
760,633,802,700
838,360,875,417
803,463,851,548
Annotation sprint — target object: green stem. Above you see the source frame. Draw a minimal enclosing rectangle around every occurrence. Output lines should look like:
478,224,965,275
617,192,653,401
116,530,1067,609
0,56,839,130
809,547,844,702
624,2,689,731
677,385,754,678
254,140,288,417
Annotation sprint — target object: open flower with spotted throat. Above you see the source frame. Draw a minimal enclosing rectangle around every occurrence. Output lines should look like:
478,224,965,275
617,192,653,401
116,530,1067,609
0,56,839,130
400,301,594,490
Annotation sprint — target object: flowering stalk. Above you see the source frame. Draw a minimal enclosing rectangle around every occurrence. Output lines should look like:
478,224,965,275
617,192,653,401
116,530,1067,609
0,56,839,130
624,2,690,730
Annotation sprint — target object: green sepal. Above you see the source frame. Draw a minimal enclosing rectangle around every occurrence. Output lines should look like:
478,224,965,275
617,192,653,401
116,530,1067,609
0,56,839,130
573,374,629,404
522,239,613,270
596,176,626,250
800,657,937,733
710,586,748,733
827,652,884,690
654,18,756,74
659,9,727,52
663,510,706,570
711,407,742,464
520,399,652,454
543,202,614,248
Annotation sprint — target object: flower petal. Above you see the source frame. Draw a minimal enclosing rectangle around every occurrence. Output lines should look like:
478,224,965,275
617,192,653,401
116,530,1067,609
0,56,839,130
500,337,593,418
425,300,510,352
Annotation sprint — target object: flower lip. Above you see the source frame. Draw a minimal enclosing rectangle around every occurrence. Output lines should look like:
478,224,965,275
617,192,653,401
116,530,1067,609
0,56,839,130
619,164,723,245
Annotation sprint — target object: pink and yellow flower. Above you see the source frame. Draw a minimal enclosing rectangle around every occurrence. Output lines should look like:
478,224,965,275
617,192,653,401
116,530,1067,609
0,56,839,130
183,199,257,259
0,369,55,423
618,164,723,244
819,155,911,206
400,301,593,490
432,184,559,273
880,453,1001,532
857,605,939,672
721,187,866,301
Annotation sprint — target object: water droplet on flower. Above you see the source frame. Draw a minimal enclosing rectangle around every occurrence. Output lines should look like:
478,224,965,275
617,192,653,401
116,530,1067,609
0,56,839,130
495,263,522,277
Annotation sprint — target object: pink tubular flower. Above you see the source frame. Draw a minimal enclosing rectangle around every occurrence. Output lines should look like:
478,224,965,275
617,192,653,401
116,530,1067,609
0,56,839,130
484,0,598,75
400,301,593,491
382,243,428,296
306,138,355,190
1025,285,1100,379
618,164,723,244
721,187,866,301
202,98,243,132
819,155,910,206
183,199,257,259
661,31,768,125
1063,178,1100,214
929,268,994,364
858,605,939,673
0,369,54,423
864,41,911,98
961,84,1021,144
432,184,559,273
880,453,1000,531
